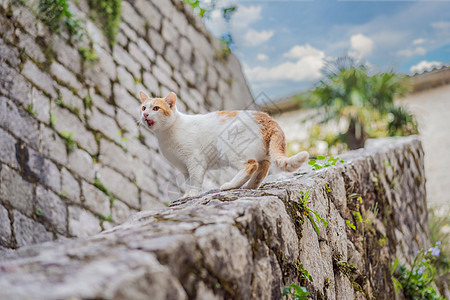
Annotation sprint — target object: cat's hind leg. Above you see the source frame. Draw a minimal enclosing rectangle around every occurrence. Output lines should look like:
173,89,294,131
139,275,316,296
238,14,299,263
220,159,258,191
243,160,271,189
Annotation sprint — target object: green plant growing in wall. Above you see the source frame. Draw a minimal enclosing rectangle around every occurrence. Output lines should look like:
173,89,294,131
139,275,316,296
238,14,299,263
60,131,77,152
391,242,446,299
27,104,36,115
282,284,310,300
79,46,98,62
38,0,82,39
308,155,346,171
88,0,121,46
297,190,328,237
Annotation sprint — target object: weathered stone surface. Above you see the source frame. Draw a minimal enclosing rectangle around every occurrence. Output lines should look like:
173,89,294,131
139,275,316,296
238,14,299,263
39,125,68,166
87,107,121,143
81,181,110,217
0,137,430,299
36,185,67,234
97,166,139,208
67,148,95,182
26,147,61,193
12,210,53,247
61,167,81,203
68,205,101,238
0,128,19,169
0,206,11,245
0,97,39,149
21,60,57,98
0,165,34,217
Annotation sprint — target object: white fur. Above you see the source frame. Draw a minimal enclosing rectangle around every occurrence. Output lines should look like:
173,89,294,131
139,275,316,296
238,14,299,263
139,92,305,197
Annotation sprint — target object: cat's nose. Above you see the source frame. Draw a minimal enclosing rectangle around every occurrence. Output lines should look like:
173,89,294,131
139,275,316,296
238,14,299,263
144,113,149,118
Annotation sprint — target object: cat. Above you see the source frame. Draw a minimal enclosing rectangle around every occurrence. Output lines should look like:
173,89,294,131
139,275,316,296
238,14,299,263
139,91,309,198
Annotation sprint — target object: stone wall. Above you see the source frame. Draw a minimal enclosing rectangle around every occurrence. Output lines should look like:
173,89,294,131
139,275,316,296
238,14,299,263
0,0,253,248
0,136,430,299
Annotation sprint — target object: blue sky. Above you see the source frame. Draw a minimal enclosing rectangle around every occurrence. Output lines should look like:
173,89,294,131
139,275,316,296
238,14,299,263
203,0,450,100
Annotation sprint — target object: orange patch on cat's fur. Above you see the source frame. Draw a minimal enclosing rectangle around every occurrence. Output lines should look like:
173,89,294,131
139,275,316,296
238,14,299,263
217,111,238,123
153,98,172,117
254,160,271,182
244,159,258,174
254,112,286,156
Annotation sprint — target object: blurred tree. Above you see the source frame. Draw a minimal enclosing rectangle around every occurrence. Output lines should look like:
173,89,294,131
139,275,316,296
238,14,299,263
306,55,417,150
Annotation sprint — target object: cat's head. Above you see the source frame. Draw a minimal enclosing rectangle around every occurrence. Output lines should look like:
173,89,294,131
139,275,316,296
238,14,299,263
139,91,178,132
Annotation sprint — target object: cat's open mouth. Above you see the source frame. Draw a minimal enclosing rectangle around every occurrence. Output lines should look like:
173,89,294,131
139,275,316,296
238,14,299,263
146,119,155,128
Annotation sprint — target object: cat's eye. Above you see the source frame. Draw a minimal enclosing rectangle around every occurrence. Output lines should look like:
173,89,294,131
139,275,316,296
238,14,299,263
153,106,160,111
141,106,145,111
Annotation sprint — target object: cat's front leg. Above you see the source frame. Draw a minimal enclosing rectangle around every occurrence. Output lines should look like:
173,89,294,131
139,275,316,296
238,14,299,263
182,161,206,198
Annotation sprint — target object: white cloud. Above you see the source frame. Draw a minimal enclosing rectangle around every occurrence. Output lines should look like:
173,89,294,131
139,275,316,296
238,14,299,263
243,29,274,47
244,44,325,83
397,46,427,57
257,53,269,61
410,60,443,73
413,38,426,45
431,21,450,30
231,5,262,30
350,34,374,57
284,44,324,59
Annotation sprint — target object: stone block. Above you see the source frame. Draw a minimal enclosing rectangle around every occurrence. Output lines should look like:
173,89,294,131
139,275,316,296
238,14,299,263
97,166,139,209
85,20,108,50
0,97,39,149
153,65,178,93
99,138,134,179
113,84,140,117
90,91,115,117
142,72,160,96
68,205,101,238
52,105,97,155
117,66,136,95
93,44,116,81
87,107,121,143
164,45,181,70
207,65,219,89
147,29,165,54
26,147,61,193
120,1,146,37
0,128,19,169
186,26,214,60
21,60,56,98
0,37,20,70
17,31,45,63
116,31,127,46
171,9,188,36
113,45,141,79
137,38,156,62
0,205,11,245
179,37,192,63
116,109,139,139
59,86,84,117
111,199,131,224
161,20,179,49
36,185,67,234
28,87,51,125
50,35,81,74
135,0,161,31
39,125,68,166
12,210,53,247
0,62,32,106
181,63,196,85
50,62,84,94
0,166,34,217
67,148,95,182
134,161,159,197
155,55,172,75
61,168,81,203
129,42,150,70
83,63,111,98
81,181,110,216
11,5,40,37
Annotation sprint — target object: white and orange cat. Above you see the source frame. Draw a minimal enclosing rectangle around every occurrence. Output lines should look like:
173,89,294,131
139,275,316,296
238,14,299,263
139,91,309,198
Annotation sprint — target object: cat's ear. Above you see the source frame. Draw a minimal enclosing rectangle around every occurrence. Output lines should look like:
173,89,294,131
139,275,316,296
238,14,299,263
139,91,149,103
165,92,177,109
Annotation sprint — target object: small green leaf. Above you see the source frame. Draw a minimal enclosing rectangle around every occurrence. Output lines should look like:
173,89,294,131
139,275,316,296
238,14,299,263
317,155,326,160
346,220,356,230
282,287,291,296
308,160,316,165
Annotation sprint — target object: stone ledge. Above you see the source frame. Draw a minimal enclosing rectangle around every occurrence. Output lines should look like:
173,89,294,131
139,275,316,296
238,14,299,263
0,136,429,299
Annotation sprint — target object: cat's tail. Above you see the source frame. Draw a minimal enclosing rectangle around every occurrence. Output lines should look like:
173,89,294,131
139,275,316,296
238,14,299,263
269,130,309,172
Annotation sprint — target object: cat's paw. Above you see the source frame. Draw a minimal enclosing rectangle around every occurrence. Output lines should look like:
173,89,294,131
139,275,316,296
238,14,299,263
220,182,235,191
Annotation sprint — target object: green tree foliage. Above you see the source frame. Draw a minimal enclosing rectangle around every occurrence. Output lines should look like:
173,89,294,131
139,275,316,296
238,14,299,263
305,56,417,150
